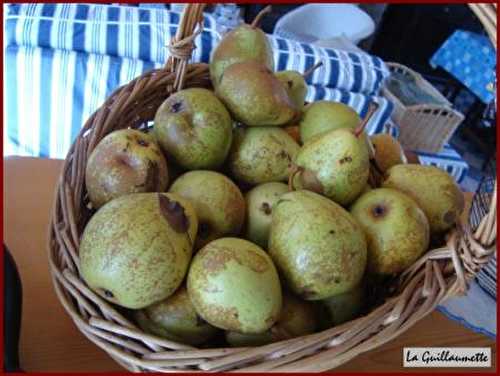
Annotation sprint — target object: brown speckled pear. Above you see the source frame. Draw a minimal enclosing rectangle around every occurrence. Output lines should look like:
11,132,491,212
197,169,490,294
275,70,308,110
135,285,219,345
350,188,430,276
269,190,367,300
187,237,282,334
85,129,168,208
210,23,274,89
169,171,245,251
229,127,299,185
153,88,233,170
382,164,465,234
299,101,361,144
80,193,198,309
370,133,407,173
225,292,317,346
291,127,370,206
291,104,379,206
216,62,298,126
244,182,289,249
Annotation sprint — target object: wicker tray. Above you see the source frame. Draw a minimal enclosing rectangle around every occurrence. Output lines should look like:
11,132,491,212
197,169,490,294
381,62,465,153
48,4,497,372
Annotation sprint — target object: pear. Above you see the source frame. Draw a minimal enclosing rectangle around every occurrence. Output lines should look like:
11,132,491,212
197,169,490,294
229,127,300,185
187,237,282,333
216,61,298,126
225,292,317,346
321,282,364,327
350,188,430,276
169,171,245,251
299,101,361,144
276,62,322,111
80,193,198,309
291,104,378,206
244,182,289,249
210,7,274,88
153,88,233,170
135,285,219,345
85,129,168,209
269,190,367,300
276,71,308,110
370,133,407,173
382,165,465,234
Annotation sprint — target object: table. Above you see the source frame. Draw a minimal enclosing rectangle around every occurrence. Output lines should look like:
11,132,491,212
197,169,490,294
3,156,497,372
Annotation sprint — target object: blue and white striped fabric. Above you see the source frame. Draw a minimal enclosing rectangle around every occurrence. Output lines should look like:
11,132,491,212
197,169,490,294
5,3,389,95
270,37,389,95
4,3,394,160
4,3,218,64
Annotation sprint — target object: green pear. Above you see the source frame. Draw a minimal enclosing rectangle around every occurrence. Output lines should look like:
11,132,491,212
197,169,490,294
85,129,168,208
320,282,364,328
370,133,407,173
275,71,308,110
275,63,321,111
169,171,245,251
291,127,370,206
269,190,367,300
244,182,289,249
187,237,282,334
80,193,198,309
135,285,219,345
350,188,430,276
225,292,317,346
209,8,274,88
299,101,361,144
216,62,298,126
382,165,465,234
153,88,233,170
229,127,299,185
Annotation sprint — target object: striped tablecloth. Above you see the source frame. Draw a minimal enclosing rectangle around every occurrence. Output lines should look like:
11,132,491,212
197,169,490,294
4,3,392,159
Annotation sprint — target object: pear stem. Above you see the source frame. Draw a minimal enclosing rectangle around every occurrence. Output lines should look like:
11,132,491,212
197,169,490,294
251,5,272,28
302,61,323,79
354,102,379,138
288,165,302,192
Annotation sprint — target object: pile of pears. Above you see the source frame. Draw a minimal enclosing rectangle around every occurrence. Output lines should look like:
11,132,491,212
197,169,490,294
80,11,465,348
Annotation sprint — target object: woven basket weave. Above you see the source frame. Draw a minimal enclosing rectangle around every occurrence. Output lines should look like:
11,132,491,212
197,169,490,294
381,62,465,153
48,4,497,372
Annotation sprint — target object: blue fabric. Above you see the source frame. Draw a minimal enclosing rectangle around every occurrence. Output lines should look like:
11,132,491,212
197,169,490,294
269,36,389,95
5,4,389,94
430,30,496,104
5,3,218,64
4,44,164,158
4,3,393,159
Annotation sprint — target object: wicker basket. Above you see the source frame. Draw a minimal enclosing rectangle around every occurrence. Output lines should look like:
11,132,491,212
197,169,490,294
48,4,497,372
381,62,465,153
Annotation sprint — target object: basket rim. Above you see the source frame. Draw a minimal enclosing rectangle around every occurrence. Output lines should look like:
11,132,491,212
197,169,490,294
384,62,453,108
46,62,497,372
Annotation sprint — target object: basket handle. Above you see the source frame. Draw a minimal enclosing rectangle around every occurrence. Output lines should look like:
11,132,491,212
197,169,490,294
165,3,207,92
